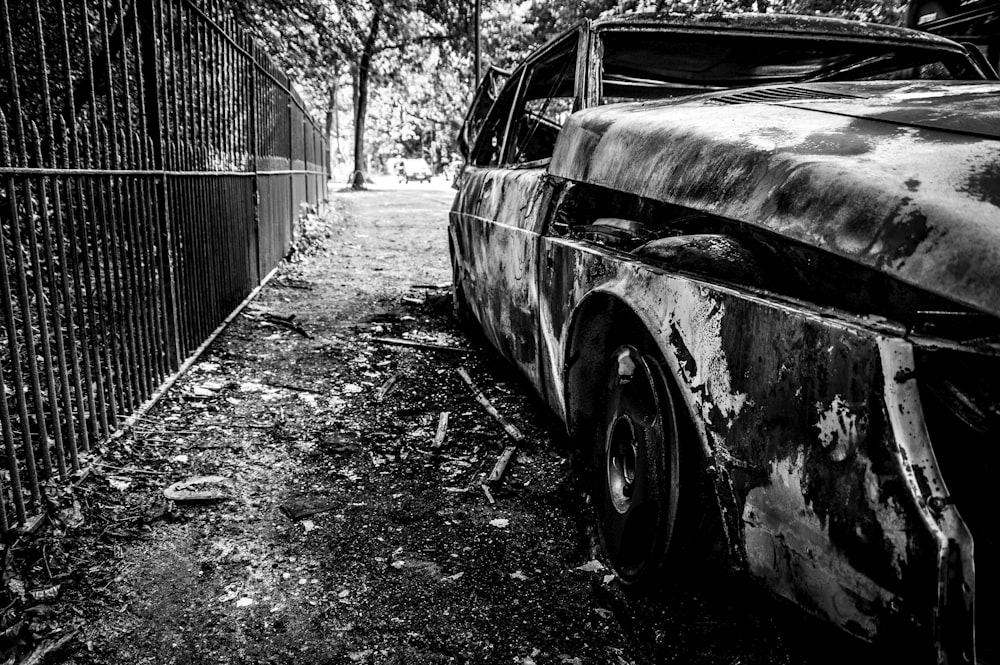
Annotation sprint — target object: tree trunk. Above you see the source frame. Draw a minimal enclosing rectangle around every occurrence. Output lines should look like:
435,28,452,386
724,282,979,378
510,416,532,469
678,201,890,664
351,2,383,190
325,67,340,171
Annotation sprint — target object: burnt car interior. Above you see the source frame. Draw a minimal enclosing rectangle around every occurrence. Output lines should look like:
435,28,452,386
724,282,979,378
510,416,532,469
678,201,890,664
599,30,984,101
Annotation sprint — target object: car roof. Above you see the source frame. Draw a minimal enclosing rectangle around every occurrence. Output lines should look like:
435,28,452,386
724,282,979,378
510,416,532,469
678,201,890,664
591,12,963,50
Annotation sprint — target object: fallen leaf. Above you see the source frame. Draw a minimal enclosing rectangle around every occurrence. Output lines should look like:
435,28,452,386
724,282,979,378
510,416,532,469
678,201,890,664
163,475,233,502
574,559,606,573
108,477,131,492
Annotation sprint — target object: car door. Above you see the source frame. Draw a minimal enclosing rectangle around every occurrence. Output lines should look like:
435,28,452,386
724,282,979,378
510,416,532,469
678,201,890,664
451,28,584,392
457,66,511,161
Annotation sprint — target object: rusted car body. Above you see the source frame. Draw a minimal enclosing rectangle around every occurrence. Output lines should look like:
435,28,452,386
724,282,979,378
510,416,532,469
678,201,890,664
449,13,1000,664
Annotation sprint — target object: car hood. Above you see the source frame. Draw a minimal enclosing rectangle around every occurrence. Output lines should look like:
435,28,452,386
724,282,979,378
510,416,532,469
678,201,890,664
549,81,1000,319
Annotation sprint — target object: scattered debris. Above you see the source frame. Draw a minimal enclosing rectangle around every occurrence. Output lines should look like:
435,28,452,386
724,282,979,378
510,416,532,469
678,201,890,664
489,518,509,529
27,584,60,603
376,373,402,401
433,412,449,447
163,475,234,502
390,554,442,578
487,446,518,484
402,296,423,305
16,629,78,665
266,381,322,394
481,484,496,506
18,514,47,536
107,476,132,492
141,498,170,524
456,367,524,442
235,598,255,608
280,499,338,521
262,312,313,339
372,337,471,354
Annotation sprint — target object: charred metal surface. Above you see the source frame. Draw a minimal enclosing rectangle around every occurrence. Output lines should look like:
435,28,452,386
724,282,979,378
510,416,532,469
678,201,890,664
542,243,964,651
450,166,554,384
550,82,1000,319
451,14,996,662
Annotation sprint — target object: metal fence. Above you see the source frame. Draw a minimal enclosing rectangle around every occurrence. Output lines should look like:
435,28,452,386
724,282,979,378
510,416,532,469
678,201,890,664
0,0,328,530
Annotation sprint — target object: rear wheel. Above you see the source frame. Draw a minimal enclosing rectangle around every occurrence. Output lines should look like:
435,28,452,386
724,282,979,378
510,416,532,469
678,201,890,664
594,343,683,587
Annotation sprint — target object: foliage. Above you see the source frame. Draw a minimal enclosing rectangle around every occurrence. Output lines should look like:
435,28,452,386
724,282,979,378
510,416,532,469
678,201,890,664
237,0,910,178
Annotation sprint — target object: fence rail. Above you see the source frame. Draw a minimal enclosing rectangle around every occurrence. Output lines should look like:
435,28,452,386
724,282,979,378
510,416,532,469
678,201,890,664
0,0,329,530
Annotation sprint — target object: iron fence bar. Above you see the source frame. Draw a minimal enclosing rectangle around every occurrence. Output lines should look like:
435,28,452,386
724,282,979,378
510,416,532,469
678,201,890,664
18,126,61,480
74,125,120,435
54,0,96,453
93,125,127,417
0,114,44,506
0,119,33,518
31,130,77,477
56,120,99,452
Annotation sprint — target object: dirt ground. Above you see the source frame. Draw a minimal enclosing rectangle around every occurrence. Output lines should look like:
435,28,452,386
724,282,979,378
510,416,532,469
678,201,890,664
3,177,873,664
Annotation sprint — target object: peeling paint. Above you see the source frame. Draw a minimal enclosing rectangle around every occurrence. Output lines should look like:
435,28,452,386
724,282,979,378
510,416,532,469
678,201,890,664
814,395,864,462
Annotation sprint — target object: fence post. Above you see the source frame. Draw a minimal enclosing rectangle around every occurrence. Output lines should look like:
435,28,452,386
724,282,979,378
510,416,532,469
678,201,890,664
249,38,261,285
288,86,294,244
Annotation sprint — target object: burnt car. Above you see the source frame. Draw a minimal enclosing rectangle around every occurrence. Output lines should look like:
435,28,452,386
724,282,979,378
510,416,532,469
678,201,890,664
449,12,1000,664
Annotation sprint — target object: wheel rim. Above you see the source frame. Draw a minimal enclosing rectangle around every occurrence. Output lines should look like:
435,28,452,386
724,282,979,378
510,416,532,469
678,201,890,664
597,344,680,584
607,416,638,514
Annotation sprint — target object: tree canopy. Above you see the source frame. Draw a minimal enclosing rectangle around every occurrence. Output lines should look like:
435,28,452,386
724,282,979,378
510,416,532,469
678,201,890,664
237,0,908,185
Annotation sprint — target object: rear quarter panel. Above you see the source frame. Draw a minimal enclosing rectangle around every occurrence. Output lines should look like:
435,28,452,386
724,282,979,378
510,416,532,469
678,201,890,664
541,236,966,651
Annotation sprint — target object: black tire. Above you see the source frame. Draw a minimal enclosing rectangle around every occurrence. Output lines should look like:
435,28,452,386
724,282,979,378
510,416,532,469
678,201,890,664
593,343,684,587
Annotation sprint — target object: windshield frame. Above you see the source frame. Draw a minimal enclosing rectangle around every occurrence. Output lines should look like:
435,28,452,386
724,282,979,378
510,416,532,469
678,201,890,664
593,23,993,104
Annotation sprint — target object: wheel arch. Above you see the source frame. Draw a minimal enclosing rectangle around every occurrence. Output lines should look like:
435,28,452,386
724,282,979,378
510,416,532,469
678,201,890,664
562,289,711,464
562,287,740,569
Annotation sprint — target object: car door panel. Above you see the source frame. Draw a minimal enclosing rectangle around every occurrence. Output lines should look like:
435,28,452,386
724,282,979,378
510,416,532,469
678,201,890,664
451,166,553,389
